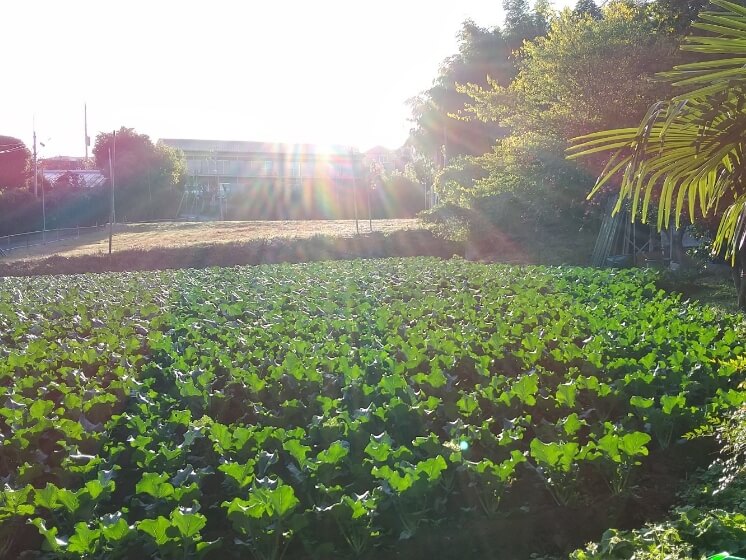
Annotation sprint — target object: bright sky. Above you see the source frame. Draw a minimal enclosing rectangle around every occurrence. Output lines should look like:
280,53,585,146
2,0,574,157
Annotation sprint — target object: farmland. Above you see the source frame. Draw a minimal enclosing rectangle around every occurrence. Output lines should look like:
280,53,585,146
0,258,743,559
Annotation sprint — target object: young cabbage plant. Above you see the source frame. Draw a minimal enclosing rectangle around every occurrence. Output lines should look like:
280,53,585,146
222,480,302,560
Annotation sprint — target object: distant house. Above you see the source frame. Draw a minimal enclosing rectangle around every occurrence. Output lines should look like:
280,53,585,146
40,156,105,189
42,170,106,189
364,146,411,173
160,138,362,219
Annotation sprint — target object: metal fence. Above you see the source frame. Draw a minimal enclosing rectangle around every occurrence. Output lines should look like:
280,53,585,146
0,224,108,257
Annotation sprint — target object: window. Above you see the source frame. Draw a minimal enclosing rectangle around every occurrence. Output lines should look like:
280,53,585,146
264,160,273,175
290,162,301,177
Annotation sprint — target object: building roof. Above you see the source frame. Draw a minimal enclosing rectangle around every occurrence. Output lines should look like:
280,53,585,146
160,138,354,156
43,170,106,189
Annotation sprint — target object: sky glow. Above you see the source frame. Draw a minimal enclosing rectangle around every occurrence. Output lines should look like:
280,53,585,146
2,0,574,157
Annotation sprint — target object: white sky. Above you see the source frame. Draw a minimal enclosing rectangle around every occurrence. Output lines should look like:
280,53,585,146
1,0,574,157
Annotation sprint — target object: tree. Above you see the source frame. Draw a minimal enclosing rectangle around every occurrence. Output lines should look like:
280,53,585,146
408,20,514,161
457,2,683,141
648,0,709,34
567,0,746,309
504,0,551,48
434,132,594,227
573,0,602,20
93,127,184,189
0,136,30,189
93,127,186,220
435,1,682,235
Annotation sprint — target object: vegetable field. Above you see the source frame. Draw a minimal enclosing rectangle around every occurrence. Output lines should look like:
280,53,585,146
0,258,743,559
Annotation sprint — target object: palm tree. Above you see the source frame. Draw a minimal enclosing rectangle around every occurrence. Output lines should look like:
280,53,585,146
567,0,746,309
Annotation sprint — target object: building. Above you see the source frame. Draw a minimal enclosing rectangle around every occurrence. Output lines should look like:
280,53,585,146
363,145,411,174
160,139,363,220
40,157,105,189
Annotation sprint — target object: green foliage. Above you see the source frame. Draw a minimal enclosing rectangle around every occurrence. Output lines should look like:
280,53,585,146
0,135,30,189
459,3,681,140
407,9,543,159
0,259,743,558
92,127,186,221
434,132,595,231
568,0,746,261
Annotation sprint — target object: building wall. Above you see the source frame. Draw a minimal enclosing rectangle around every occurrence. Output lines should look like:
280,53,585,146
163,140,422,220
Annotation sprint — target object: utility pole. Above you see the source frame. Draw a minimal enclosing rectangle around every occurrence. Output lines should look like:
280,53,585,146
367,167,373,232
108,130,116,255
84,103,90,161
41,170,47,243
350,149,359,234
33,119,38,198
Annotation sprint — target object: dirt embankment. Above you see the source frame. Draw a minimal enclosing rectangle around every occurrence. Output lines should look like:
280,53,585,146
0,231,466,277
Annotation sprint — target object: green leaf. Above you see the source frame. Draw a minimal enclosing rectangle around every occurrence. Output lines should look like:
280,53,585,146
317,440,349,465
171,507,206,539
266,485,299,517
619,432,651,458
67,522,101,554
223,496,266,523
29,399,54,420
630,396,655,409
456,394,480,416
561,413,583,436
34,484,59,510
425,367,447,388
415,456,448,481
530,439,579,472
100,514,131,542
372,465,414,493
365,438,393,463
511,373,539,406
84,479,106,500
136,472,175,499
210,423,233,452
57,488,80,514
219,461,255,488
30,517,66,551
137,516,173,545
555,383,577,408
284,439,311,466
660,394,686,414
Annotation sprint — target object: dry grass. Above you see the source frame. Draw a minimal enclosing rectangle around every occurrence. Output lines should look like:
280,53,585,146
1,219,422,262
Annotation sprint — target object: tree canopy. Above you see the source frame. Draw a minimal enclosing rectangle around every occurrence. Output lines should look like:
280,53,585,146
407,0,553,161
93,127,185,191
0,135,30,189
456,2,683,140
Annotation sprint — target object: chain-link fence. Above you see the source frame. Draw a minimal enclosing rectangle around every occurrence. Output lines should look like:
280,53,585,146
0,224,107,257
